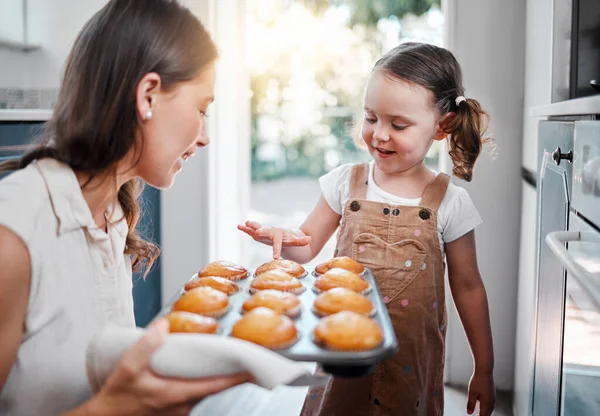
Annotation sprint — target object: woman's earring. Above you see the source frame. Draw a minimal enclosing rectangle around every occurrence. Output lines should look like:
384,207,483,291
145,109,153,120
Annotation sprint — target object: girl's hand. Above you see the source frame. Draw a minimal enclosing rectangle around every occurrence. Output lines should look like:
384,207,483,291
467,371,496,416
237,221,312,259
83,319,253,416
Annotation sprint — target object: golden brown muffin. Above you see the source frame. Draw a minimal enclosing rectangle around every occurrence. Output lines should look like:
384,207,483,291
313,311,383,351
313,287,375,317
250,269,304,294
197,260,248,281
242,290,301,318
184,276,240,295
166,311,219,334
314,268,370,294
255,259,307,279
172,287,229,318
231,307,298,349
315,256,365,275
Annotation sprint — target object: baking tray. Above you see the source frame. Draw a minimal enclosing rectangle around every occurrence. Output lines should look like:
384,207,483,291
158,267,398,377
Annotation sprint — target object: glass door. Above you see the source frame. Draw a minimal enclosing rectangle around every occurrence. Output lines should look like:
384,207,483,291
560,214,600,415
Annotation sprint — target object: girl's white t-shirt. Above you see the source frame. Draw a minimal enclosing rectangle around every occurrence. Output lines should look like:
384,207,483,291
319,162,482,254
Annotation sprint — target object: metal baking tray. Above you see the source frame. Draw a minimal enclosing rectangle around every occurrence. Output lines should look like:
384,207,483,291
158,267,398,377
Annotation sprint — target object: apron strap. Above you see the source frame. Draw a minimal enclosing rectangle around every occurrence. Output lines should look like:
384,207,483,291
420,173,451,210
348,163,369,199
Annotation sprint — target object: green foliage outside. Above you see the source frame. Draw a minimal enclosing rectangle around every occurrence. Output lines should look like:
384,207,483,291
249,0,443,181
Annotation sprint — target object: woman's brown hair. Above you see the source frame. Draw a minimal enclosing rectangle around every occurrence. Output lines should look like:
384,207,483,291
373,42,490,182
0,0,218,273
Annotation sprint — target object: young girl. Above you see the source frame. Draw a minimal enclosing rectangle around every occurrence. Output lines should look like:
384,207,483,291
239,42,495,416
0,1,251,415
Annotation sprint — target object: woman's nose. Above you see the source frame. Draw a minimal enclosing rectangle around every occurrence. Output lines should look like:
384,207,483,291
198,122,210,146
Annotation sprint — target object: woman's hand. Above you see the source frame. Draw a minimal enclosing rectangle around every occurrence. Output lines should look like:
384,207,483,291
467,371,496,416
79,319,252,416
237,221,312,259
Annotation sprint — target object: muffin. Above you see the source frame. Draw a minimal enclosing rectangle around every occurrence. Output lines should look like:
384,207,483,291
313,311,383,351
231,307,298,349
166,311,219,334
242,290,301,318
313,287,375,317
315,256,364,276
198,260,248,281
255,259,307,279
184,276,240,295
172,287,229,318
250,269,304,294
314,268,370,294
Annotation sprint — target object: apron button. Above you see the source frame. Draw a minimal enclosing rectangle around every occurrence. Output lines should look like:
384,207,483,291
374,398,381,405
383,208,390,215
392,208,400,216
350,201,361,211
419,209,430,220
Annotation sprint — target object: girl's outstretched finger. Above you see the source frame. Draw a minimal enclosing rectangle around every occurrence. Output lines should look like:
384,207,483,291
272,229,283,259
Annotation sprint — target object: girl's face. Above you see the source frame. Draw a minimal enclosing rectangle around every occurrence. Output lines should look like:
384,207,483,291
361,70,445,175
133,63,216,189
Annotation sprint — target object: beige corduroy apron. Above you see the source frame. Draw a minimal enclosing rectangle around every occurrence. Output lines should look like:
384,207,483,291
301,163,450,416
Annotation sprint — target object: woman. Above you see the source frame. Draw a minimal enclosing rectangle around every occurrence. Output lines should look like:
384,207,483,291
0,1,250,415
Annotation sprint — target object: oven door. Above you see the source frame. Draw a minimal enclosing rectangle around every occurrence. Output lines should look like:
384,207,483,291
533,121,574,416
546,214,600,415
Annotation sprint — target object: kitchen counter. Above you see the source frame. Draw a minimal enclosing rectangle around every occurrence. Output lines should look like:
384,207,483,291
0,109,52,121
530,95,600,117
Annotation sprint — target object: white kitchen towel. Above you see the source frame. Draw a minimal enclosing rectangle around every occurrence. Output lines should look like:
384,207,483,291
86,326,329,392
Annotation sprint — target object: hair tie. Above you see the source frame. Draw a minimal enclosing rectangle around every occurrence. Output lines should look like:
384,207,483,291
455,96,467,106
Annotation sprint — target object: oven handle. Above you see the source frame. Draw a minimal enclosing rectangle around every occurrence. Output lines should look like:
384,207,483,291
546,231,600,306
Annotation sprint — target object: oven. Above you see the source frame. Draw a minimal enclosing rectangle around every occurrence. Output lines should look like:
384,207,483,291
533,119,600,415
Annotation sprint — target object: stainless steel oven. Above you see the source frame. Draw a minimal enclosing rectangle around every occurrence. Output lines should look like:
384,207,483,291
548,121,600,415
535,120,600,415
532,121,574,416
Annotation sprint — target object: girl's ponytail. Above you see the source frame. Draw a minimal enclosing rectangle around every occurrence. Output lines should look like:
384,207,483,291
445,97,490,182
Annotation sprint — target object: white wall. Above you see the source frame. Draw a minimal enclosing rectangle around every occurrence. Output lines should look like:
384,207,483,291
0,0,108,89
443,0,526,391
514,0,553,415
0,0,24,44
